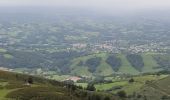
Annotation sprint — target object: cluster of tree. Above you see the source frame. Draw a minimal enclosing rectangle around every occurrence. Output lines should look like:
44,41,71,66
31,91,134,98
155,70,170,75
106,55,122,71
77,61,84,66
91,77,113,84
0,50,46,68
0,50,87,74
87,94,111,100
127,92,148,100
85,57,101,73
161,95,170,100
116,90,147,100
129,78,135,83
116,91,127,98
126,54,144,71
77,77,92,83
86,83,96,91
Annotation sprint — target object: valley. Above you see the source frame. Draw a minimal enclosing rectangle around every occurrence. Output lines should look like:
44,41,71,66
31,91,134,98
0,7,170,100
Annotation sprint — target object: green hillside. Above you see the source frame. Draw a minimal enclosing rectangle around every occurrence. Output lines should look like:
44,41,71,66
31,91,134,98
70,53,114,76
78,73,169,100
1,49,170,78
117,54,139,75
138,76,170,100
0,70,115,100
69,53,165,77
141,53,161,72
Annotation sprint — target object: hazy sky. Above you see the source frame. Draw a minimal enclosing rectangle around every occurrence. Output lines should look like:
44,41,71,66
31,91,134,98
0,0,170,12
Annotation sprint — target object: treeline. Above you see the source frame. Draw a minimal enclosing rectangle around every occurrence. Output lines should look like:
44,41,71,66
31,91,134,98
0,50,46,68
85,57,101,73
78,55,122,73
126,54,144,71
106,55,122,72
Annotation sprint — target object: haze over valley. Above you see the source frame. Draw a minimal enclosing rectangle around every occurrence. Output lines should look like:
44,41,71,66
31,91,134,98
0,0,170,100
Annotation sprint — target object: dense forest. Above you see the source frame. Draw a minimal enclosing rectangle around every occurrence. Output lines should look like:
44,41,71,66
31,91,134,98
126,54,144,71
106,55,122,71
85,57,101,73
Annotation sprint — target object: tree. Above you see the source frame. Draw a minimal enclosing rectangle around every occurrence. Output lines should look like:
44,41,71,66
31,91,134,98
129,78,134,83
106,55,122,71
117,91,127,98
161,95,170,100
89,94,101,100
28,77,33,84
85,57,101,72
71,85,77,91
86,83,96,91
104,96,110,100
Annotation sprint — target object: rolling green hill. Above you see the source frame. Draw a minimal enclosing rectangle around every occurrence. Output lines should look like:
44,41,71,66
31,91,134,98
1,70,169,100
0,70,115,100
69,53,165,77
1,49,169,78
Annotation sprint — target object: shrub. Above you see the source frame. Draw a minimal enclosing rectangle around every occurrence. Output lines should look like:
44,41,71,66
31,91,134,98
117,90,127,98
86,83,96,91
104,96,110,100
129,78,134,83
28,77,33,84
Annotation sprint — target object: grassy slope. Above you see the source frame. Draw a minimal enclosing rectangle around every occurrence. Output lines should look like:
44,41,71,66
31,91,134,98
0,70,116,100
0,70,68,100
70,53,114,76
95,53,114,76
138,75,170,100
151,76,170,94
70,53,164,76
9,52,166,78
124,75,168,94
0,47,168,76
70,54,94,77
117,54,139,75
141,53,161,72
95,81,128,91
93,75,168,95
0,89,13,99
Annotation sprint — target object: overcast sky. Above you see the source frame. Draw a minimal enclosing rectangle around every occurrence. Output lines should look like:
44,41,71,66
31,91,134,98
0,0,170,12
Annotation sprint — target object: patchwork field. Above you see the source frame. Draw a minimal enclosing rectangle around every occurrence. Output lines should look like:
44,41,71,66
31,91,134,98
77,74,168,96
